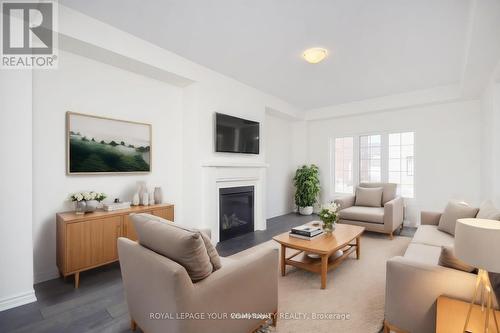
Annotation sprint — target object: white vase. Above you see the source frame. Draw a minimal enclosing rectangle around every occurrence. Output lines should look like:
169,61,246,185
143,192,149,206
299,206,313,215
132,192,140,206
149,191,155,205
85,200,99,212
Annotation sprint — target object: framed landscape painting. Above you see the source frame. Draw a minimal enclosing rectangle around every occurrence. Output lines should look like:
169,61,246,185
66,112,152,174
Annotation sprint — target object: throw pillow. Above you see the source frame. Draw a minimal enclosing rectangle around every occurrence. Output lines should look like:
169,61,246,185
133,213,222,271
199,231,222,271
132,213,213,282
476,200,500,221
438,246,476,273
355,186,383,207
437,201,479,236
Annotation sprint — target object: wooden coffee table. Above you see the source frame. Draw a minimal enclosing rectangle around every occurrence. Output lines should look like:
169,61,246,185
273,223,365,289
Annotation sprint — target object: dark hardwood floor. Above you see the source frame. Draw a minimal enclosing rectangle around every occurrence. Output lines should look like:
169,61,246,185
0,213,416,333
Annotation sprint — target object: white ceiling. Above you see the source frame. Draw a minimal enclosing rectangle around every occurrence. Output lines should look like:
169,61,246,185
60,0,475,109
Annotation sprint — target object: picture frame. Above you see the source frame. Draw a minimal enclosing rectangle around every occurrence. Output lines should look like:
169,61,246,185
66,112,152,175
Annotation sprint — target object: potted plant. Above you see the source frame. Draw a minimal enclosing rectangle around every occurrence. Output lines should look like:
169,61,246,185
293,164,320,215
319,201,339,234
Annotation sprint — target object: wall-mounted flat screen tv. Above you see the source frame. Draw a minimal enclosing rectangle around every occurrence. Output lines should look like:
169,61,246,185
215,113,260,154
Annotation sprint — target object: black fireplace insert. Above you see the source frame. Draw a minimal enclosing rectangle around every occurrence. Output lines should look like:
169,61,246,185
219,186,254,241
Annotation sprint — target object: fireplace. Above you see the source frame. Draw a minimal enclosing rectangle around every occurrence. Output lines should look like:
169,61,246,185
219,186,254,241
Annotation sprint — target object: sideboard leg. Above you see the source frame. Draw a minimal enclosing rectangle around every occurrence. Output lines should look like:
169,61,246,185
74,272,80,288
131,319,137,331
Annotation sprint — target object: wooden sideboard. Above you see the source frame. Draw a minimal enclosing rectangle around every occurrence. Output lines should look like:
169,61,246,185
56,203,174,288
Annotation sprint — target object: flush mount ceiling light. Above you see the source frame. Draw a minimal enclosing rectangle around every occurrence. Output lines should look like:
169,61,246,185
302,47,328,64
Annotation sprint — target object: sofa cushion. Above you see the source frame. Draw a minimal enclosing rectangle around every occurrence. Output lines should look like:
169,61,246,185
476,200,500,221
132,213,213,281
438,246,476,273
411,225,455,248
360,182,397,204
338,206,384,224
438,202,479,236
403,242,442,265
355,186,383,207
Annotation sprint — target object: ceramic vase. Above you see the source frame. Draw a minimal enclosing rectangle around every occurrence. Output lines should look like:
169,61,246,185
143,192,149,206
132,192,140,206
149,191,155,205
154,187,163,204
75,201,86,215
85,200,99,212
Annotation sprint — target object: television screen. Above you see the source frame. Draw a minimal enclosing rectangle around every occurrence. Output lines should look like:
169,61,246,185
215,113,260,154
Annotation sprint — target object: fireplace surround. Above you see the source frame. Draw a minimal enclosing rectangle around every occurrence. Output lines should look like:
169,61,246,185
201,162,267,243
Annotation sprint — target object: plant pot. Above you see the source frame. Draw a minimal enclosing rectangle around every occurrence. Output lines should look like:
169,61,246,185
299,206,313,215
85,200,99,212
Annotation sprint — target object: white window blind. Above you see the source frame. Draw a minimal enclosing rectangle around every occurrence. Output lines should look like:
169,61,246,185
359,134,381,183
334,137,354,193
388,132,415,198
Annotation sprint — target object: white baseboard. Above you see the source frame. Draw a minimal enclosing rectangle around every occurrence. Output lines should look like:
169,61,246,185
0,290,37,312
34,267,60,284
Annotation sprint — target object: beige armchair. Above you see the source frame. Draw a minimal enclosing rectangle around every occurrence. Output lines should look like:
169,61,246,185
118,229,278,333
334,182,404,238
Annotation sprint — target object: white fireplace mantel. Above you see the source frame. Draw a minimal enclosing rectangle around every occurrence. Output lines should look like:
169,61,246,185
201,163,267,243
201,161,269,168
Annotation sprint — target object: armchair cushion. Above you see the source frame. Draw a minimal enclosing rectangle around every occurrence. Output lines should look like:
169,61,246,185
360,182,397,204
411,225,454,248
334,195,355,210
355,186,383,207
132,213,213,281
338,206,384,224
437,201,478,236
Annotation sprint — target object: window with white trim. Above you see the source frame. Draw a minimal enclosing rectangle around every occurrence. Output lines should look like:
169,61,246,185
359,134,381,183
388,132,415,198
334,137,354,194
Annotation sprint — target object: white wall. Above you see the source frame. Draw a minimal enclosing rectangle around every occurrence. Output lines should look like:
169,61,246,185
32,51,184,282
265,114,294,218
0,71,36,310
307,100,482,225
28,6,302,284
480,82,500,205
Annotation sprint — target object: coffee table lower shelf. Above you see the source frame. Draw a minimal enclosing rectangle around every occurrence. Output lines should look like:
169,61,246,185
280,238,360,289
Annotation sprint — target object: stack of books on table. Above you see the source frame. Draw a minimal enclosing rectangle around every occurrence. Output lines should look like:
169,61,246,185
289,224,324,240
102,202,131,211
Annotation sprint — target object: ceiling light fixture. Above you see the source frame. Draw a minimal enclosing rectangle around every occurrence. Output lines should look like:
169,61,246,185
302,47,328,64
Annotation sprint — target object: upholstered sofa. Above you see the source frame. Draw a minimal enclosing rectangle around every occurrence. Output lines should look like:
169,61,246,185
334,182,404,238
118,215,278,333
384,211,477,333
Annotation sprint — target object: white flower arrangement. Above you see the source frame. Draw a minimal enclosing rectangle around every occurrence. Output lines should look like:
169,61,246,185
319,201,339,228
69,191,107,202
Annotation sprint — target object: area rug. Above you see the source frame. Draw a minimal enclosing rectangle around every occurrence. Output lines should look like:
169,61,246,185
231,233,411,333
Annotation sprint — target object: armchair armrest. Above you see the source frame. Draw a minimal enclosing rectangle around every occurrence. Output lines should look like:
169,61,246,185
334,195,355,210
385,256,477,333
421,211,442,225
383,197,404,233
